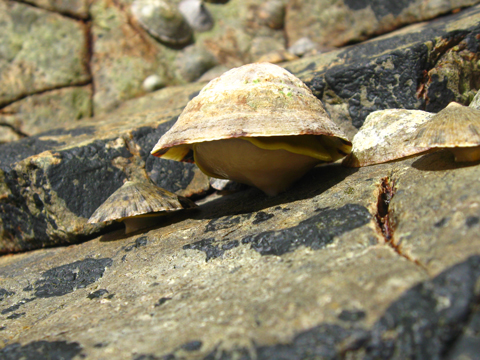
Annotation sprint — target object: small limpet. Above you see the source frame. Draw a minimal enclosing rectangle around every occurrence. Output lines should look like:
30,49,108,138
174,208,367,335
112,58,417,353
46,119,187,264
88,181,196,233
413,102,480,162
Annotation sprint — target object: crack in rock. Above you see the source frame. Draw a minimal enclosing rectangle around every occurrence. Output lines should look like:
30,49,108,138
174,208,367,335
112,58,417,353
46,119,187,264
375,176,428,271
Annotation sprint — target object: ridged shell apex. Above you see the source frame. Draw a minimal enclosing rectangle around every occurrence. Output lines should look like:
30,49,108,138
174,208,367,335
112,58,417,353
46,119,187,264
88,181,195,223
151,63,350,157
413,102,480,149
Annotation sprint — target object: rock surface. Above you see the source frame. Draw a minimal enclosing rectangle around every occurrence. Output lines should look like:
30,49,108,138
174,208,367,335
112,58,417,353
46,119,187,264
1,5,480,253
4,0,479,131
0,1,90,108
286,4,480,137
0,7,480,252
0,86,92,137
285,0,480,47
1,3,480,359
1,152,480,358
0,82,207,253
20,0,90,18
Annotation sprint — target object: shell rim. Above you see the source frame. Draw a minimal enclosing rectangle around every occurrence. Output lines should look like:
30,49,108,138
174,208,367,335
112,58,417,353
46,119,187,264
152,132,352,156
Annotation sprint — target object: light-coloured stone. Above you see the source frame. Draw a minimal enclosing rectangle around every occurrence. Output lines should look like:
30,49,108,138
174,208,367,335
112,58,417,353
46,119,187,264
179,0,214,32
142,75,166,92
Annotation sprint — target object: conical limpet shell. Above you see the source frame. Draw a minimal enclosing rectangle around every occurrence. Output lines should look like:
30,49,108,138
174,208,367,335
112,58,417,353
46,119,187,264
343,109,434,167
88,181,196,233
413,102,480,162
151,62,351,196
131,0,193,45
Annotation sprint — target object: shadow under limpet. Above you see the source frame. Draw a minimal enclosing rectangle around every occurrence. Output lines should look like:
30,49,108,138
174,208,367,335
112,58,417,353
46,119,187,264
411,149,480,171
194,164,359,221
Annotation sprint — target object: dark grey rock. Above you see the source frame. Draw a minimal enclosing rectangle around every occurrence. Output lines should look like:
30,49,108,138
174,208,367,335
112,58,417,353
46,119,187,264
0,341,84,360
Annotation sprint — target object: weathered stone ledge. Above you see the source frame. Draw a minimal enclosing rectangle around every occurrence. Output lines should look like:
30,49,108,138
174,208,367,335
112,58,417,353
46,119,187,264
1,5,480,253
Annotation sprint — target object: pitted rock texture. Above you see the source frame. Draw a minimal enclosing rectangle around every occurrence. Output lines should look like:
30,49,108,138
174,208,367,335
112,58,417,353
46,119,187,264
1,150,480,358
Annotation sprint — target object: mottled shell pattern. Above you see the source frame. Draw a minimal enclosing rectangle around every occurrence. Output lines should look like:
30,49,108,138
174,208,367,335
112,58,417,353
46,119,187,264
151,62,352,160
413,102,480,149
88,181,196,224
131,0,192,45
343,109,434,167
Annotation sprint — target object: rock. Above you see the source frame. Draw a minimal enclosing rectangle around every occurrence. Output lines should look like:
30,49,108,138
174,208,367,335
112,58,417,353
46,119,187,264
285,0,480,48
0,1,90,108
257,0,287,29
422,39,480,111
89,0,176,113
0,86,92,137
470,88,480,109
131,0,193,45
175,45,218,83
343,109,434,167
248,36,286,62
1,153,480,358
142,75,166,92
256,49,298,64
1,4,480,358
179,0,214,32
390,151,480,275
1,5,479,253
20,0,90,19
0,83,207,254
288,37,320,57
196,1,253,68
285,4,480,139
196,65,231,82
0,126,22,144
